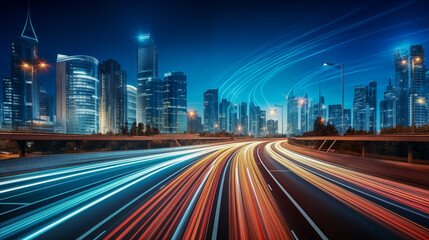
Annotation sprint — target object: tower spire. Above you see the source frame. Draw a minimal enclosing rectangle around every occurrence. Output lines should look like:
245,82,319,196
21,1,38,42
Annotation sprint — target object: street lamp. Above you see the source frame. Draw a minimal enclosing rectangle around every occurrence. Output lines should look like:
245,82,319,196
402,57,421,133
21,61,48,132
274,104,284,136
324,62,344,136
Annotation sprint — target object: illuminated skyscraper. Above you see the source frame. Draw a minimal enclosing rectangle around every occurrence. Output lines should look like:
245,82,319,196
287,91,298,136
8,7,39,130
380,78,396,129
329,105,350,134
229,103,238,133
409,45,426,126
187,110,203,133
136,33,159,125
353,81,377,133
56,54,99,134
259,110,266,136
2,77,12,129
127,85,137,127
100,59,127,134
163,71,187,133
239,102,248,135
219,99,230,131
203,89,218,132
249,102,260,136
267,119,278,135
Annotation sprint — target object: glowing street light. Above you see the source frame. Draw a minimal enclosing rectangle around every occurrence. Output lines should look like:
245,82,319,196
417,97,425,105
323,62,344,136
269,108,276,116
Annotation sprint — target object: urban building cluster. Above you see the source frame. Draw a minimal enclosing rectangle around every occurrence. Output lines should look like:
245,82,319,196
186,89,279,137
286,45,428,136
1,10,187,134
1,8,428,137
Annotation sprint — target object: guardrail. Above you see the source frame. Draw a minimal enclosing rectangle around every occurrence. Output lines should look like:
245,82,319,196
289,135,429,163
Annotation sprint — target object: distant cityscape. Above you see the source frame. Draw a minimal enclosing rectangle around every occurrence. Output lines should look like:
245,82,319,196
1,8,428,137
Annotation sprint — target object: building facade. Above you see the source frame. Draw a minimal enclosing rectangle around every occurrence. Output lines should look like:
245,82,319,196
239,102,248,135
267,119,278,135
353,81,377,133
249,102,261,136
187,110,203,133
219,99,230,131
99,59,127,134
163,71,187,133
203,89,218,132
56,54,99,134
136,33,159,126
126,85,137,127
287,91,298,136
380,78,396,129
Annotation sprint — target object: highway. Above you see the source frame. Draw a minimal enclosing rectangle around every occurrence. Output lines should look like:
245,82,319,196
0,140,428,239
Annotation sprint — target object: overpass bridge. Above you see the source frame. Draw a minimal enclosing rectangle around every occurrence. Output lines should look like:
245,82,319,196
0,132,233,157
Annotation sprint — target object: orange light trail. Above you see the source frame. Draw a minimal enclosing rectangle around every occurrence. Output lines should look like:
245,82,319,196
266,141,429,239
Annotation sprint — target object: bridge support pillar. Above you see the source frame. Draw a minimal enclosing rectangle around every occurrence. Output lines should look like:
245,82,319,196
361,142,366,158
17,141,26,158
125,141,128,151
147,141,151,149
408,142,413,163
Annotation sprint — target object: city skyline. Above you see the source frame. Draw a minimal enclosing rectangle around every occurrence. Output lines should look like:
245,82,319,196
1,0,429,133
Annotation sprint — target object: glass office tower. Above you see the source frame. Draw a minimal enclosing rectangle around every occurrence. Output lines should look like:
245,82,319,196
127,85,137,128
136,33,159,125
163,72,187,133
100,59,127,134
56,54,99,134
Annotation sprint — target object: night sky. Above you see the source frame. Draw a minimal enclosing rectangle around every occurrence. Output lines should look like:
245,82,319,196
1,0,429,132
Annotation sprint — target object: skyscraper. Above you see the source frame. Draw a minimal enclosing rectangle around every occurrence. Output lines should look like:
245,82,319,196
367,81,377,133
287,91,298,136
328,104,342,133
380,78,396,129
163,71,187,133
100,59,127,134
229,103,238,133
259,110,267,136
56,54,99,134
136,33,159,125
239,102,248,135
249,102,261,136
9,7,39,130
409,45,426,126
144,78,164,131
267,119,278,135
126,85,137,127
203,89,218,133
39,86,54,122
219,99,230,131
298,95,308,134
394,48,409,127
353,81,377,133
187,110,203,133
2,77,12,129
329,105,351,134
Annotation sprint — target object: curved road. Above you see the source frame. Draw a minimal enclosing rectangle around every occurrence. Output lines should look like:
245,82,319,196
0,140,428,239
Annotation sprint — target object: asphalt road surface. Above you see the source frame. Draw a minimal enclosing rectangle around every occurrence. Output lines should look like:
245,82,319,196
1,140,428,239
